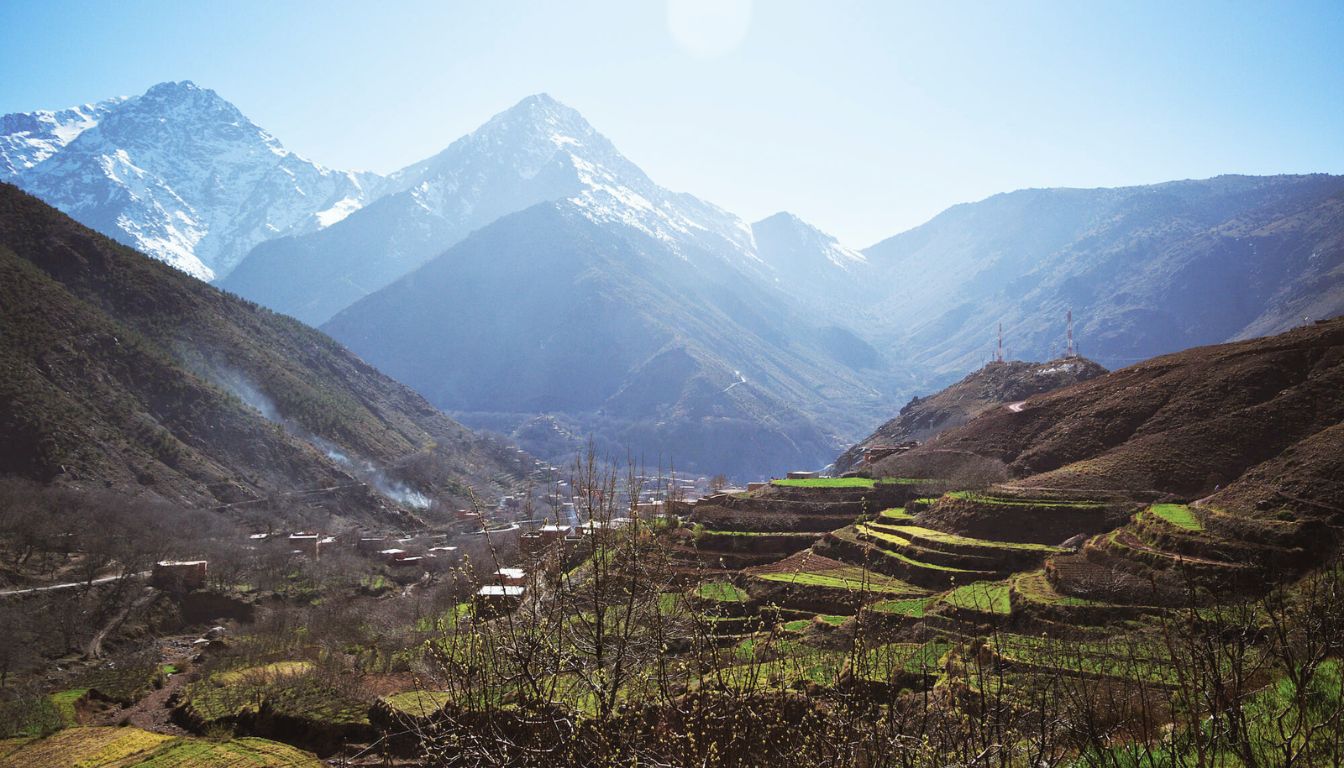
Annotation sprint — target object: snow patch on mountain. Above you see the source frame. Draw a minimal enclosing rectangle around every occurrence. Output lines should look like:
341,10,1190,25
0,97,125,181
3,81,383,280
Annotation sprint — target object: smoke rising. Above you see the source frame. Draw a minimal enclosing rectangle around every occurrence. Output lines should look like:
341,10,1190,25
204,365,432,511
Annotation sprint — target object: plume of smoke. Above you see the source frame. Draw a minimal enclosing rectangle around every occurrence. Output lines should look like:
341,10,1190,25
204,366,433,511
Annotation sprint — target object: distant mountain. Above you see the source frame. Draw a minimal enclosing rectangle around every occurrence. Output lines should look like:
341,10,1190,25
833,356,1107,475
223,94,759,326
0,184,525,525
863,174,1344,377
751,212,875,317
3,81,381,280
322,200,891,479
872,316,1344,497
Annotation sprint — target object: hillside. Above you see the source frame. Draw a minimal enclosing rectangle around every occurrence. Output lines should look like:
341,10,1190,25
833,356,1107,474
322,201,890,478
0,183,526,525
872,316,1344,497
864,174,1344,376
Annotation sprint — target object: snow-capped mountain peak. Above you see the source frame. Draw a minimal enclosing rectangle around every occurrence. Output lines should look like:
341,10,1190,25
387,93,755,265
3,81,383,280
0,96,126,181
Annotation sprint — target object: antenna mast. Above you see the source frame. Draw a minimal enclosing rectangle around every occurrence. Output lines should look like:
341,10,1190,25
1066,309,1075,358
996,322,1004,363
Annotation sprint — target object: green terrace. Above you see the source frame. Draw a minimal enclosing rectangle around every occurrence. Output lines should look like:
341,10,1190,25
870,597,933,618
853,639,953,683
1149,503,1203,531
753,566,925,596
877,507,915,521
770,477,933,489
941,581,1013,615
780,614,850,632
0,726,324,768
872,523,1065,553
182,661,370,727
695,580,749,602
944,491,1106,508
851,526,976,572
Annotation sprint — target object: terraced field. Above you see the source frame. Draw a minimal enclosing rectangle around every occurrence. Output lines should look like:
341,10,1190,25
0,727,323,768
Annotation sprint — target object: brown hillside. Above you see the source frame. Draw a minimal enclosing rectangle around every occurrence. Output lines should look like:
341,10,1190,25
0,183,526,524
873,317,1344,498
835,357,1106,474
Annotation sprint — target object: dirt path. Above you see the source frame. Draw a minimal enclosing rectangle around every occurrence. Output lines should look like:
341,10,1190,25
89,636,197,735
1006,401,1027,413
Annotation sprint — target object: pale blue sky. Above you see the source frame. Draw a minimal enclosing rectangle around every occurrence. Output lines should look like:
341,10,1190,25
2,0,1341,245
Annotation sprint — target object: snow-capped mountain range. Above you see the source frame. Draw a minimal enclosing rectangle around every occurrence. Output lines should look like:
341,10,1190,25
221,93,775,325
3,83,859,306
1,81,381,280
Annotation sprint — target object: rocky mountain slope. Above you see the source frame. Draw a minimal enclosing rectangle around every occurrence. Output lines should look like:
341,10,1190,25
322,200,890,478
2,82,381,280
833,356,1107,474
872,315,1344,498
863,174,1344,377
0,183,525,525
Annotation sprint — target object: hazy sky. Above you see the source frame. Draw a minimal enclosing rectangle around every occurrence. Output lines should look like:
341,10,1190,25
3,0,1342,246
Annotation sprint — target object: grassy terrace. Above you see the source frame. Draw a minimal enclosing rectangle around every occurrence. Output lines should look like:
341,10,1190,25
381,690,454,718
871,597,933,618
770,477,932,489
696,581,748,602
755,567,923,595
992,633,1179,685
853,525,976,572
879,524,1065,553
878,507,915,521
1150,503,1203,531
945,491,1105,508
855,639,952,682
184,661,369,726
697,529,818,537
942,582,1013,615
1012,571,1108,607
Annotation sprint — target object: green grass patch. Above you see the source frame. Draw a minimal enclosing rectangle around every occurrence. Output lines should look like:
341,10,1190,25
878,507,915,521
696,581,748,603
853,526,976,572
128,736,324,767
184,661,368,726
945,491,1104,508
0,726,174,768
872,597,931,618
772,477,874,488
942,582,1013,615
381,690,454,718
855,639,952,682
1151,503,1202,531
888,524,1063,553
1011,572,1107,607
47,689,87,728
755,567,922,595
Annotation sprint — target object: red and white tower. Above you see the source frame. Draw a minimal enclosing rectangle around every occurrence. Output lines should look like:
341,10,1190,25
996,322,1004,362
